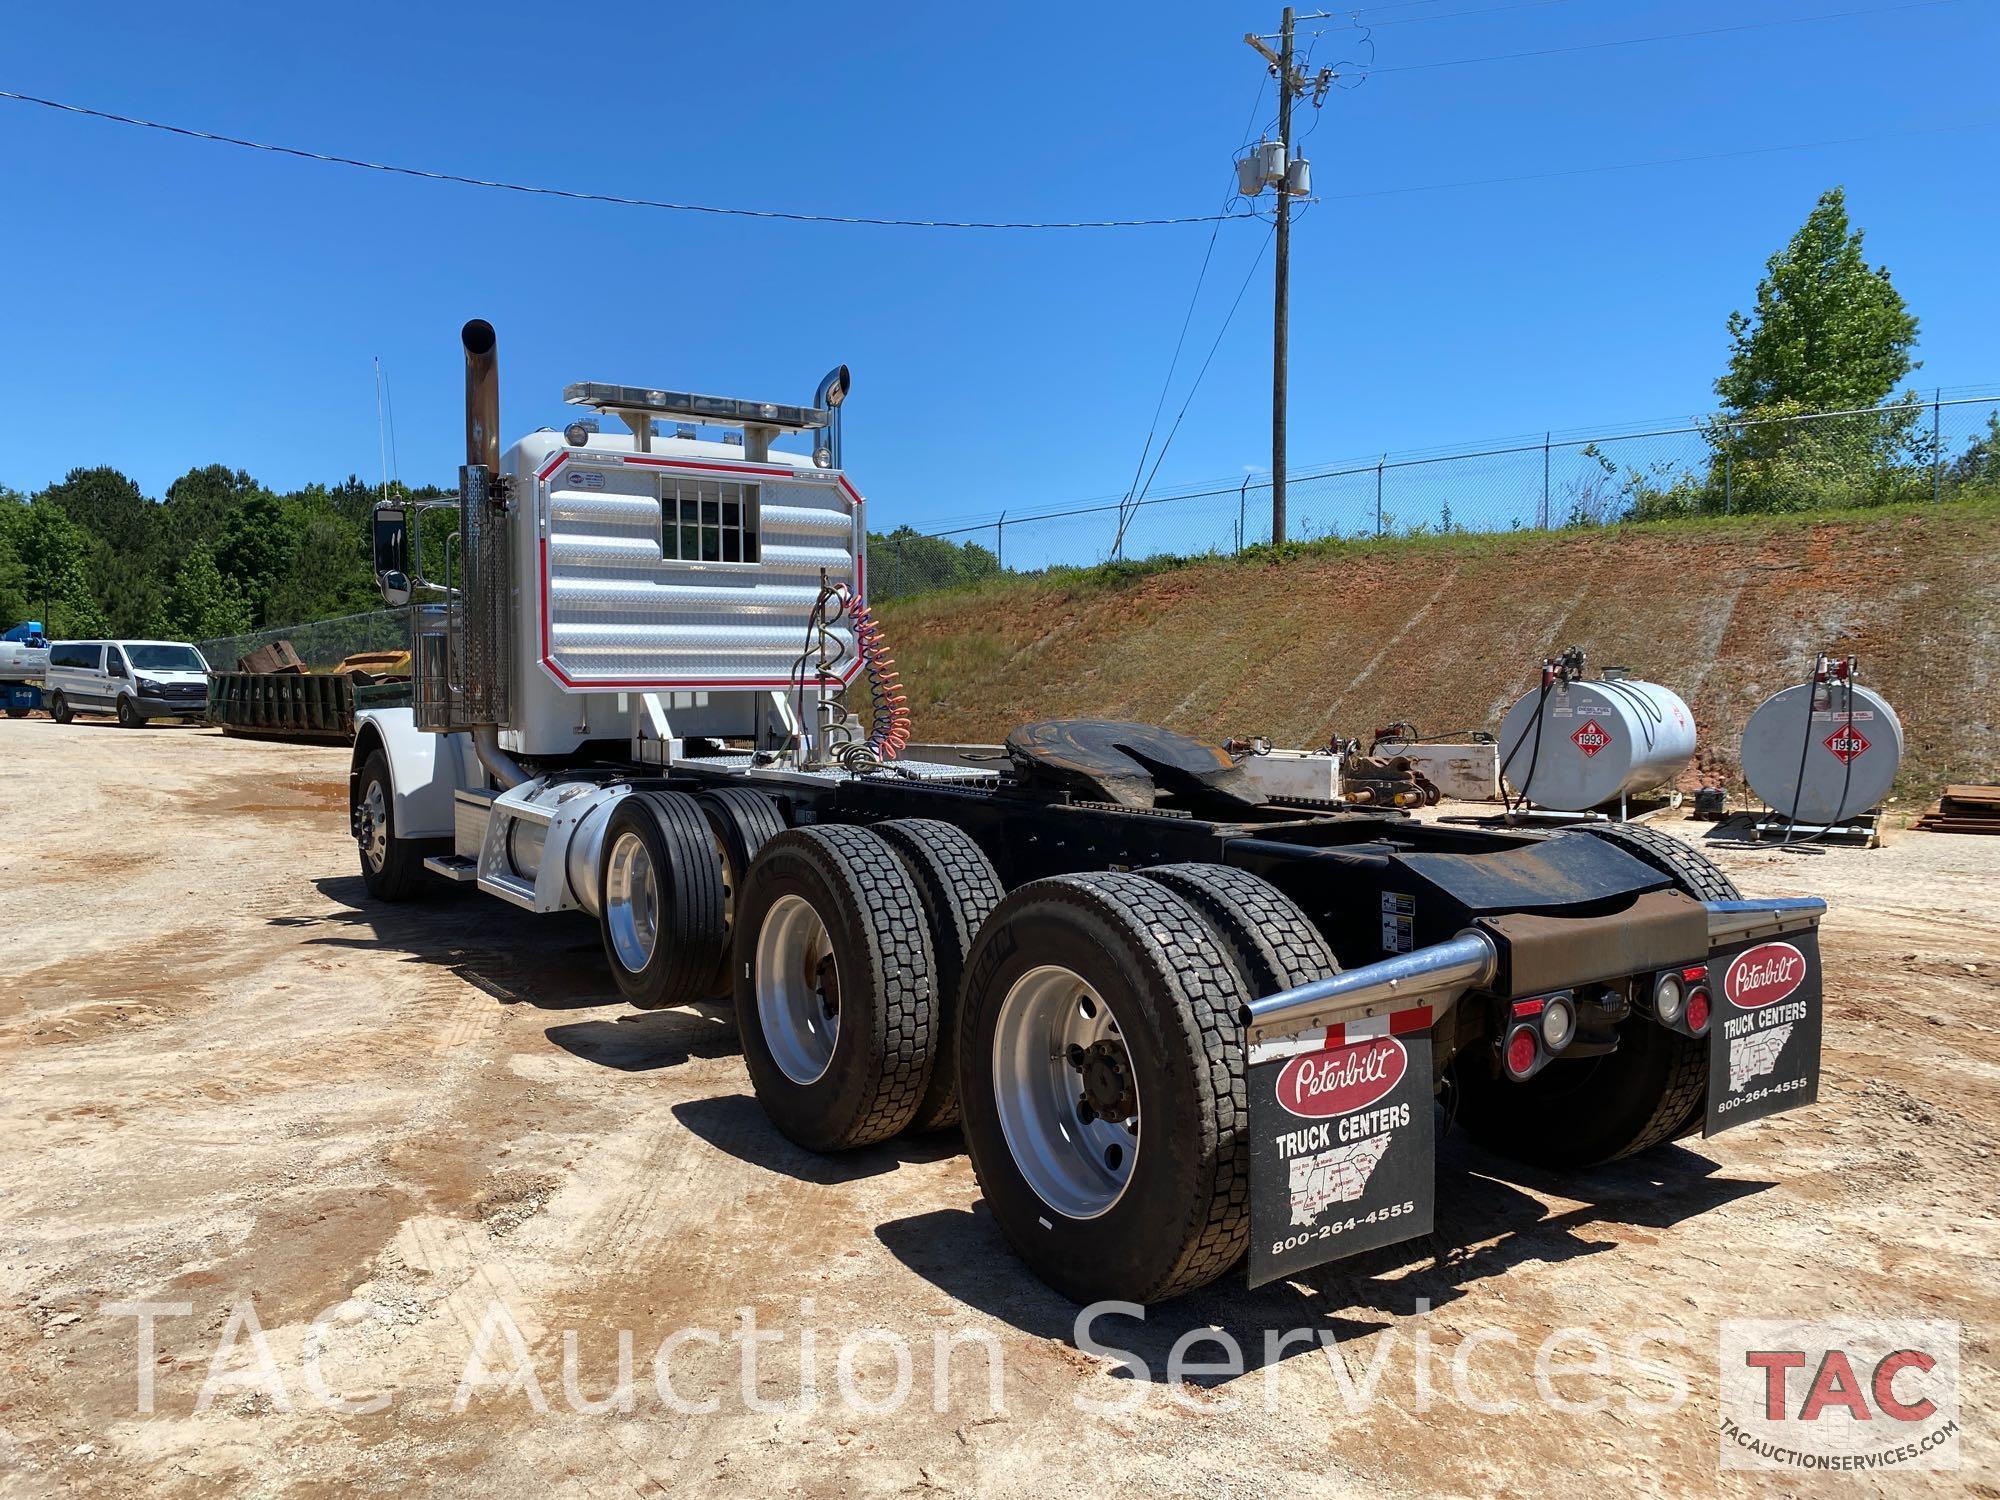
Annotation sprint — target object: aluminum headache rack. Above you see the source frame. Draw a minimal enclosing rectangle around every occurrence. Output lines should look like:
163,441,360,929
1243,896,1828,1042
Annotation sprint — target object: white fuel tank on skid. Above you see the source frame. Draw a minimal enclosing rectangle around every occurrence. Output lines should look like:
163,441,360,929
1497,656,1696,812
1739,655,1902,825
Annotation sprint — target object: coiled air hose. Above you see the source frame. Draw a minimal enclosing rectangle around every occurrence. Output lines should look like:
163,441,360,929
846,596,910,763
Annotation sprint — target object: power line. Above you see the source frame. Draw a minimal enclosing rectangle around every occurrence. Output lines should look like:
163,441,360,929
1128,224,1279,518
1361,0,1972,74
1317,116,2000,202
1113,79,1272,554
0,88,1257,232
1327,0,1594,30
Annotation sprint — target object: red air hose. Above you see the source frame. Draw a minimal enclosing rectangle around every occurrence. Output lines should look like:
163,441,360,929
847,596,911,761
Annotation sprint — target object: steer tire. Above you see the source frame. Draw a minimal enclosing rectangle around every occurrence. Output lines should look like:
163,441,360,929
49,691,72,724
116,695,142,728
1135,863,1338,999
596,790,728,1011
734,825,938,1151
873,818,1007,1133
1560,821,1741,1143
696,787,787,995
355,749,429,903
958,872,1252,1305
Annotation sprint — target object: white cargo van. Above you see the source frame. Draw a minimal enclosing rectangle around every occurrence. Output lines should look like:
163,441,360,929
44,639,211,727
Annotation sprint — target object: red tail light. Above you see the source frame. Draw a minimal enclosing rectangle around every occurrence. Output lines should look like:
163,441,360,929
1686,987,1712,1036
1681,964,1709,983
1504,1026,1540,1079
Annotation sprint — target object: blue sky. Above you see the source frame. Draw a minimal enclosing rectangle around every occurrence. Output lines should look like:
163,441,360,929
1,0,1994,534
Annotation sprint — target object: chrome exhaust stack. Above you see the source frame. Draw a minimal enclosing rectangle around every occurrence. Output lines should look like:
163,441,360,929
464,319,500,472
814,364,850,469
457,317,522,789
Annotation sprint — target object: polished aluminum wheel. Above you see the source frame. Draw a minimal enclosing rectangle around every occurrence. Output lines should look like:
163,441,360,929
604,830,661,974
991,965,1140,1220
756,893,840,1085
358,780,389,873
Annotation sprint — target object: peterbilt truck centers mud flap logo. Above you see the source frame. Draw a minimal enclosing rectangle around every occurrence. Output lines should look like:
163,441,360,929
1274,1036,1406,1118
1706,932,1824,1136
1248,1011,1434,1288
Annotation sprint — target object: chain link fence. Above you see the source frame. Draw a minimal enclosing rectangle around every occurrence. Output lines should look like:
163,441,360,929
198,608,411,671
872,392,2000,599
226,395,2000,677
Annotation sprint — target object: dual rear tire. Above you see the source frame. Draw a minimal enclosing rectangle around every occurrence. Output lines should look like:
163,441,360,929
955,866,1333,1304
728,831,1336,1304
732,825,941,1150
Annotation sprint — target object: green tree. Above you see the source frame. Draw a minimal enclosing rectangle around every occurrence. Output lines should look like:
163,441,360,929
13,500,108,638
267,493,378,624
0,488,29,624
165,549,253,641
37,467,166,633
1717,187,1918,415
1666,187,1932,515
161,465,262,557
42,467,153,555
868,525,1002,598
215,491,295,627
1946,411,2000,492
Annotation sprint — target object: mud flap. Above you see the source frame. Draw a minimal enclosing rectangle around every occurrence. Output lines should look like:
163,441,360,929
1246,1006,1436,1288
1704,928,1823,1135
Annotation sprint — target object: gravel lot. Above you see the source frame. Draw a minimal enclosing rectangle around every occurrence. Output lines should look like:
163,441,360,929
1,719,1993,1496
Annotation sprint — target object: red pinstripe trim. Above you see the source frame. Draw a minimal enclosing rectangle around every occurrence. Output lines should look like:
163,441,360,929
622,456,795,479
538,536,552,663
1322,1004,1434,1048
537,452,568,481
1389,1004,1434,1036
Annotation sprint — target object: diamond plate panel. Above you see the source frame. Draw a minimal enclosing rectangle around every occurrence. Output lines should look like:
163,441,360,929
541,460,861,689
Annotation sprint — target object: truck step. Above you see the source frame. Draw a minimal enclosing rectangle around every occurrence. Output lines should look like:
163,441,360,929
423,854,480,883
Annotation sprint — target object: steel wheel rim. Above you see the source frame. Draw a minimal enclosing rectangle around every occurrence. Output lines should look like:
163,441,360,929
605,830,661,974
992,965,1140,1220
756,893,840,1085
359,781,389,873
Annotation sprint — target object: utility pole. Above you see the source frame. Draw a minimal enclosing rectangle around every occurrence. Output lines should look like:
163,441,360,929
1243,9,1326,548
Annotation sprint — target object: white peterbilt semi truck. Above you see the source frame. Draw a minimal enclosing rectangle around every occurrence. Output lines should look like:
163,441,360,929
349,323,1829,1303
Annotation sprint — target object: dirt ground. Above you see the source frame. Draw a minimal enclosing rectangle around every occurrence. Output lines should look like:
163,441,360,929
0,718,1994,1498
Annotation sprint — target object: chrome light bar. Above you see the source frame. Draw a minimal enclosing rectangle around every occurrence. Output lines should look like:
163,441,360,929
564,381,829,433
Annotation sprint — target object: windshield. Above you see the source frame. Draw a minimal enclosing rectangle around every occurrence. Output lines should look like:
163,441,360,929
125,644,206,672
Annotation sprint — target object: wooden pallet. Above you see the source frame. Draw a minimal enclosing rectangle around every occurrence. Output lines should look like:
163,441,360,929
1913,784,2000,835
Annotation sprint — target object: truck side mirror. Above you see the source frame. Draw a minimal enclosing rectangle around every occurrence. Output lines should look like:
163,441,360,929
373,507,408,579
373,508,410,604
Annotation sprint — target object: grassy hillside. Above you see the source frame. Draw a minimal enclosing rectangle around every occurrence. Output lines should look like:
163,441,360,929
878,496,2000,804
